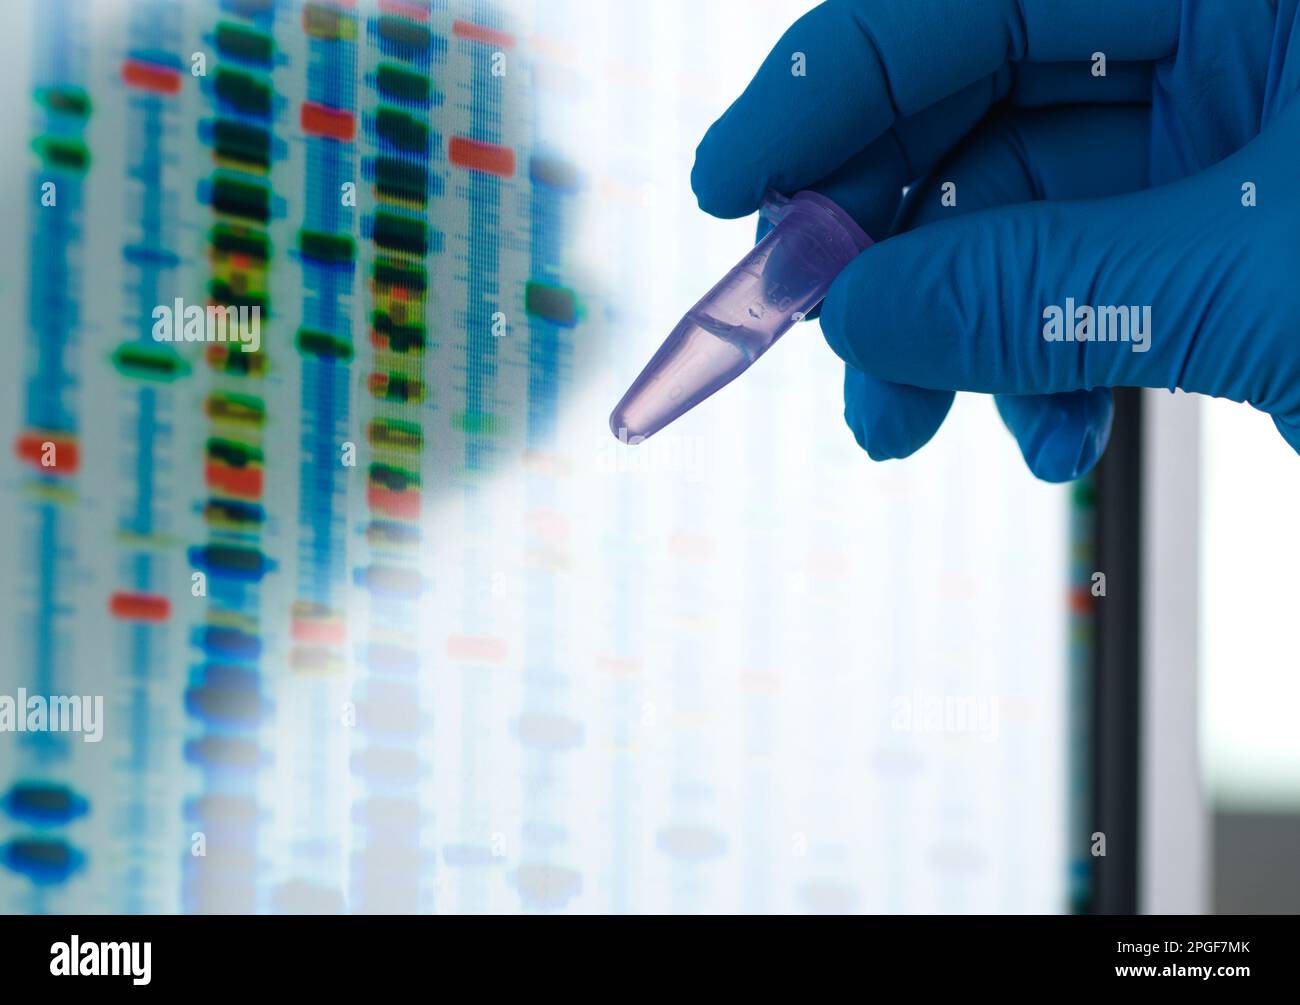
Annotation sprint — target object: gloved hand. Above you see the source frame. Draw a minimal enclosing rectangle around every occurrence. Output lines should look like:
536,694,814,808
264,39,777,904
692,0,1300,481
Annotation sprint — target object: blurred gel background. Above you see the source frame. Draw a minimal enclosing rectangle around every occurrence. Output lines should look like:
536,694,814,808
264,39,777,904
0,0,1289,914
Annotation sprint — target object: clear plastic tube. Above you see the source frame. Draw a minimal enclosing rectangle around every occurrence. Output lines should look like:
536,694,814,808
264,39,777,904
610,190,872,442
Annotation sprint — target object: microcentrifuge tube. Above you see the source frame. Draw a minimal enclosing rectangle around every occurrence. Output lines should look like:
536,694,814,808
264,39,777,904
609,190,872,443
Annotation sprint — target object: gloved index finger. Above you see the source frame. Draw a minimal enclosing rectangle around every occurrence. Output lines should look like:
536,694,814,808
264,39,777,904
691,0,1179,219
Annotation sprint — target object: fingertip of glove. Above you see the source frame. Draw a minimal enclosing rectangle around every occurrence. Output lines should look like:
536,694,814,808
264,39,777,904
1024,427,1103,483
691,123,760,220
843,368,954,461
1001,389,1114,484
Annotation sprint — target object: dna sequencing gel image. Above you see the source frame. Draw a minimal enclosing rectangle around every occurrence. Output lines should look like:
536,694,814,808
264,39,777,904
0,0,1078,914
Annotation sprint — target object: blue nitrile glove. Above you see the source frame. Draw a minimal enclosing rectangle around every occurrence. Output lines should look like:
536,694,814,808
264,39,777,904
692,0,1300,481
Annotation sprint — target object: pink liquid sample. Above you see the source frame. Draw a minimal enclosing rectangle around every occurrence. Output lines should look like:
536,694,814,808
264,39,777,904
610,191,873,442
